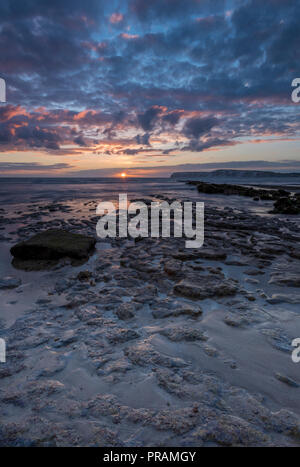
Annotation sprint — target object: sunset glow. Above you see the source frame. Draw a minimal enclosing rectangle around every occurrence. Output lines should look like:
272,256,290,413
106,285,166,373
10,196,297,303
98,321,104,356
0,1,299,177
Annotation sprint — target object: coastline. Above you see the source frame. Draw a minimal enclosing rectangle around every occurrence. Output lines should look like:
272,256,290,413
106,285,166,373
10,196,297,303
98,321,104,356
0,178,300,446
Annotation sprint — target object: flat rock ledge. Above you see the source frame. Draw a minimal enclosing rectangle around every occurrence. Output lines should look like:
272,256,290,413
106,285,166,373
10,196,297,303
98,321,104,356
174,277,238,299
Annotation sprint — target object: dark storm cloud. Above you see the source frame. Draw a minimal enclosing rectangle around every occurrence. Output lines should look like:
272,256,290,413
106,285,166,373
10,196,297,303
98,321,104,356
0,0,299,156
138,107,161,131
0,0,103,22
0,0,105,74
183,138,238,153
183,117,218,139
73,135,87,147
162,111,181,126
15,126,61,150
129,0,227,21
136,133,150,145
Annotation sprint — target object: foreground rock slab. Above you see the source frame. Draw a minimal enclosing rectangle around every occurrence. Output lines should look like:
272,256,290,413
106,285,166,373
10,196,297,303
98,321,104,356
10,229,96,261
174,277,238,299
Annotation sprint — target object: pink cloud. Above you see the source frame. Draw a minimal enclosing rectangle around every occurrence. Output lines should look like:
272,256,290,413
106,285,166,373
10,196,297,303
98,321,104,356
110,12,124,24
120,32,139,40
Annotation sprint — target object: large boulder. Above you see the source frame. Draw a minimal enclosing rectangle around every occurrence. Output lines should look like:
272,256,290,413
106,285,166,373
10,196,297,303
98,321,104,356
10,229,96,261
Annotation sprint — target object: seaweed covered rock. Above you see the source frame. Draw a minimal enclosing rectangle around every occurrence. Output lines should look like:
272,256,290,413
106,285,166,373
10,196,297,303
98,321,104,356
10,229,96,261
188,180,299,215
272,197,300,215
191,181,289,200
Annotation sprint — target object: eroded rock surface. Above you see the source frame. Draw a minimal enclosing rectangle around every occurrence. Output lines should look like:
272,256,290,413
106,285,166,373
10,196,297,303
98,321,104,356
0,194,300,447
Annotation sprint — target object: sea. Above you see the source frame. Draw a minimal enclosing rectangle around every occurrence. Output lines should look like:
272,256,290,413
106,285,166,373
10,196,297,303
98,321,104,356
0,175,299,217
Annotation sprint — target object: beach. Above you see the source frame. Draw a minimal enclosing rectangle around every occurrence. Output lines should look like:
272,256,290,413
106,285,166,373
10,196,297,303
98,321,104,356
0,177,300,446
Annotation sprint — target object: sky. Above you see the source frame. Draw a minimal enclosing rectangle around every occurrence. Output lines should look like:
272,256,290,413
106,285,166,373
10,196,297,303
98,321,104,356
0,0,299,177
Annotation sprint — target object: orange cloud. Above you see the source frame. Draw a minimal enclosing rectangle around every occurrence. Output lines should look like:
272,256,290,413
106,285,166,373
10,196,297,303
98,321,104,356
74,110,98,121
0,105,30,121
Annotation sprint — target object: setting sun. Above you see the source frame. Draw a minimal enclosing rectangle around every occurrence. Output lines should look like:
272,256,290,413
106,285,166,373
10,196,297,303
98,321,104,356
121,172,127,178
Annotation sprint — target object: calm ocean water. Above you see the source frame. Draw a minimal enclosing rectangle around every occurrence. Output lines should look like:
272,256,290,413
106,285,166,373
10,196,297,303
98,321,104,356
0,177,190,204
0,177,299,214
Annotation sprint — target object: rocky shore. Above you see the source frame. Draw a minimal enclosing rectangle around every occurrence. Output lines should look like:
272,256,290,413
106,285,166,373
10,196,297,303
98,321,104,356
188,180,300,214
0,194,300,446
